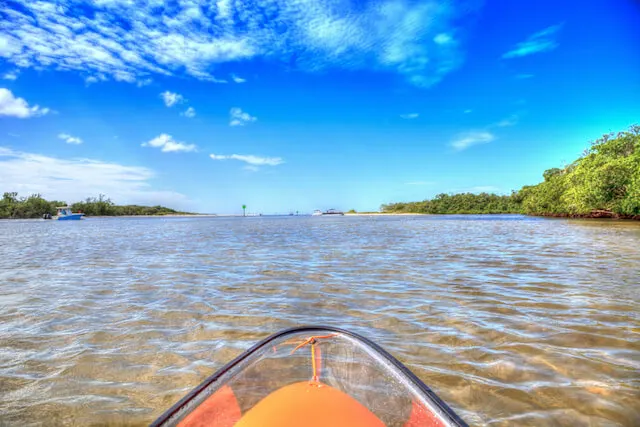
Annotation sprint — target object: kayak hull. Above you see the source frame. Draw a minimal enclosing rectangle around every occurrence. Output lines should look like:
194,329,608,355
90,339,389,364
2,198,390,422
152,326,467,427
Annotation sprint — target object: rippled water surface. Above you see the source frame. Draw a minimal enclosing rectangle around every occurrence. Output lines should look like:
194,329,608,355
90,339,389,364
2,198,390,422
1,215,639,426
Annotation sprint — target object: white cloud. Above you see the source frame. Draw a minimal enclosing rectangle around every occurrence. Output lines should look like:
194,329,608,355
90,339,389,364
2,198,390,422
503,24,562,58
231,74,246,83
58,133,83,145
451,131,495,151
400,113,419,119
0,147,190,209
142,134,197,153
210,154,284,166
0,0,469,87
2,69,19,80
0,35,20,57
160,91,184,107
0,88,50,118
181,107,196,118
243,165,260,172
229,107,257,126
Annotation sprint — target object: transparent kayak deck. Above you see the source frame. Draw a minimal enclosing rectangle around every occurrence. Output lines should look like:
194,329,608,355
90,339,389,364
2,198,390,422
152,326,468,427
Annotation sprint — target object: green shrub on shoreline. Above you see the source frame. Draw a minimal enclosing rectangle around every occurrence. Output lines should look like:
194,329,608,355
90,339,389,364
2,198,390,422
0,193,190,219
381,192,521,215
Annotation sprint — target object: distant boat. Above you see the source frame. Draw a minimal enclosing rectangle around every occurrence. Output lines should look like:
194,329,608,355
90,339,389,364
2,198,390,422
54,206,84,220
313,209,344,216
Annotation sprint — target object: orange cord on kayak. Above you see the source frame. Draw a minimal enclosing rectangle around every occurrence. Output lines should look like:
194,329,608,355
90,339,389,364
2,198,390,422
311,344,318,381
290,334,337,382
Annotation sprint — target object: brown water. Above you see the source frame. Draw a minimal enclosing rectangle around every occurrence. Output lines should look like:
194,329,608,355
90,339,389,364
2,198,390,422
1,215,639,426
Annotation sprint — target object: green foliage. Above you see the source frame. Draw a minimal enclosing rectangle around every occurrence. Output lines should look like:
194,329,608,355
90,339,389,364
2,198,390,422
0,193,189,219
382,192,521,214
382,125,640,217
522,125,640,216
520,173,570,214
0,192,63,219
543,168,563,182
71,194,115,216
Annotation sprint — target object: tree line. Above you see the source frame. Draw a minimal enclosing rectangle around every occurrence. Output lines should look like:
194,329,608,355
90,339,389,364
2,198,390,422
381,192,521,214
381,125,640,218
0,193,190,219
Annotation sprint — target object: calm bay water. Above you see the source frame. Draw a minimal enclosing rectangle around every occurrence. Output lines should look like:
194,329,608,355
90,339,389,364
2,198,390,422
1,215,639,426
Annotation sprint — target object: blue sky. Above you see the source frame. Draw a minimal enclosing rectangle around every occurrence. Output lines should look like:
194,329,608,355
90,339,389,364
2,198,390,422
1,0,638,214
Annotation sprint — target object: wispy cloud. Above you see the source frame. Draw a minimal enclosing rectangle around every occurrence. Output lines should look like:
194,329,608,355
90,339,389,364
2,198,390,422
0,0,468,87
210,154,284,166
142,134,197,153
400,113,419,119
231,74,246,83
160,91,184,107
0,88,50,118
58,133,83,145
451,112,520,151
405,181,434,186
503,24,562,58
2,69,19,80
85,74,109,85
464,109,472,114
136,78,153,87
516,73,534,79
433,33,453,45
229,107,257,126
451,131,495,151
181,107,196,118
495,114,519,127
0,147,190,208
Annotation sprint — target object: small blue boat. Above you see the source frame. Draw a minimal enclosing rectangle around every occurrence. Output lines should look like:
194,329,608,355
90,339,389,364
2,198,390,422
55,206,84,220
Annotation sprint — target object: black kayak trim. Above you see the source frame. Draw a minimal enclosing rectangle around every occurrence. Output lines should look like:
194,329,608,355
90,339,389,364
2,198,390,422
151,325,469,427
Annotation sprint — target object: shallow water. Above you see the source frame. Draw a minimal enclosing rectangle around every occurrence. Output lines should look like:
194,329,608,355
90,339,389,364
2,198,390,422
0,215,639,426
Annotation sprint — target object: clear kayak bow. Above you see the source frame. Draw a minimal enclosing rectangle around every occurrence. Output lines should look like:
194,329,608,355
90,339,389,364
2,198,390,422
152,326,468,427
